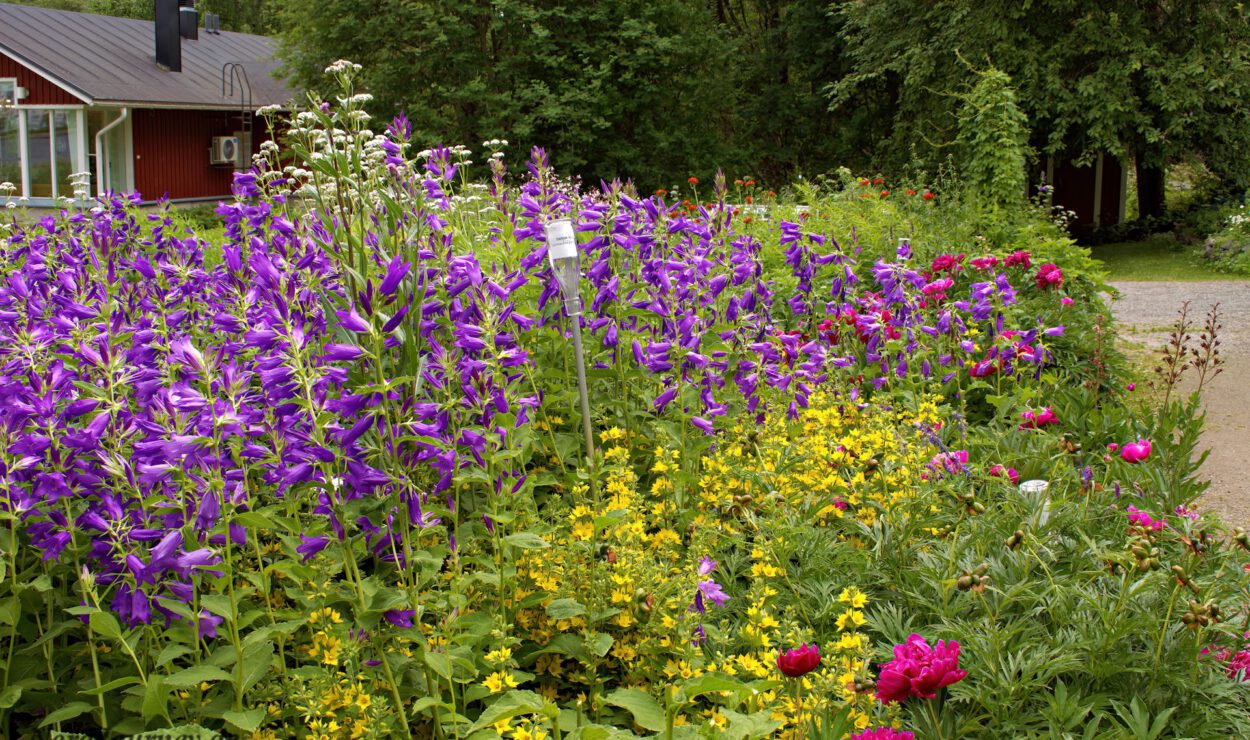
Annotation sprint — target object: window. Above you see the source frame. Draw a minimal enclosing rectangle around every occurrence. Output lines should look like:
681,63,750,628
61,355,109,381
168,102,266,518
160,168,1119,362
0,79,87,201
0,80,17,195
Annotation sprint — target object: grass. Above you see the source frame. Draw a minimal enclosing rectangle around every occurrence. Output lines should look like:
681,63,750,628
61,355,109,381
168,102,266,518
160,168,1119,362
1090,235,1241,282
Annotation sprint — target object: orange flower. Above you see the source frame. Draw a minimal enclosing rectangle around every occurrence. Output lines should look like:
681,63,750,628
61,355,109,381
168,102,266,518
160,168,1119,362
655,188,667,196
745,195,754,204
906,188,916,196
859,178,870,186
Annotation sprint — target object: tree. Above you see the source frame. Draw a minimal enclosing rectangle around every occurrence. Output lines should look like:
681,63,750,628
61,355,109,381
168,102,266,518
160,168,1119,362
277,0,749,187
832,1,1250,217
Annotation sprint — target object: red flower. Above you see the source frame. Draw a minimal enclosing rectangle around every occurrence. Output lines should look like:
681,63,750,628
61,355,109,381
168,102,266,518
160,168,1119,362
1004,250,1032,268
922,191,934,200
880,190,890,197
1034,263,1064,290
860,178,871,186
777,643,821,677
873,177,884,185
875,634,967,703
688,176,699,185
1019,407,1059,429
906,188,916,196
655,188,666,196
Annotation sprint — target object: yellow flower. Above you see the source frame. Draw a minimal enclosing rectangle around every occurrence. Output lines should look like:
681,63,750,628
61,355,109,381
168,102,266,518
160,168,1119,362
838,586,869,608
484,671,520,693
835,610,866,631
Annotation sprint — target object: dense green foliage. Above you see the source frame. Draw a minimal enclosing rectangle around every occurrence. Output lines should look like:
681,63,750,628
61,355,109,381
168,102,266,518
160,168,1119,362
955,69,1029,211
274,0,847,187
834,0,1250,200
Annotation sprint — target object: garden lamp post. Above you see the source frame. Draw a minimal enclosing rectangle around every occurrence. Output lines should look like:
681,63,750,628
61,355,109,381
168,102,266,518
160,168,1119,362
545,218,596,461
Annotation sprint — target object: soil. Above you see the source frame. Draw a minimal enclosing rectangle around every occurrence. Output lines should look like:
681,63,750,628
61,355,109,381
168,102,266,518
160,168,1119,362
1107,281,1250,525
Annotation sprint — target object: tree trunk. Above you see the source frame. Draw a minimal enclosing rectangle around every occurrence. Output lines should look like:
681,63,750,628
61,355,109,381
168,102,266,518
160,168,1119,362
1136,157,1166,220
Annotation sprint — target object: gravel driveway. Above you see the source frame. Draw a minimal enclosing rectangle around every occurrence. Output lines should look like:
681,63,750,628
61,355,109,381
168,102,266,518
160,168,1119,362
1108,281,1250,525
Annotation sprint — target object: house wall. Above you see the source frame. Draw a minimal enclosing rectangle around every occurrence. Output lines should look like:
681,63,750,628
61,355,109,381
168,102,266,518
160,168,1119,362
0,52,83,105
131,108,264,201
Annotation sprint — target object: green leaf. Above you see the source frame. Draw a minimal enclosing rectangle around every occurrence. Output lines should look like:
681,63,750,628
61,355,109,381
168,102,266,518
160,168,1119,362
602,688,665,733
38,701,94,727
469,690,546,732
130,724,219,739
80,675,142,696
241,641,275,694
677,673,746,700
89,611,123,640
199,594,234,621
0,596,21,626
142,675,170,725
164,664,234,688
424,649,452,680
156,644,193,667
586,632,613,658
0,684,20,709
720,708,783,740
545,598,586,620
504,532,549,550
223,707,267,733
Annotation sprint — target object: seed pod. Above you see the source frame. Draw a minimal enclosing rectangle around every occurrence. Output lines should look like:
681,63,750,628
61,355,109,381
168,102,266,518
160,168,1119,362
1005,530,1024,550
956,575,974,591
973,563,989,577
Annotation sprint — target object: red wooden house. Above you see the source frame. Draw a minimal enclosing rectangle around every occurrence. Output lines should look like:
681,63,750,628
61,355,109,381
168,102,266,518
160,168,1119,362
0,1,294,206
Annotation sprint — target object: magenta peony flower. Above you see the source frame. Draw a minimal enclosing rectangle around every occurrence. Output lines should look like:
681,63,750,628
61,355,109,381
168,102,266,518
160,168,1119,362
851,729,916,740
989,464,1020,485
1126,505,1164,531
1121,439,1151,463
875,633,968,704
1018,407,1058,429
1034,263,1064,290
1060,296,1074,306
1004,250,1033,268
777,643,821,678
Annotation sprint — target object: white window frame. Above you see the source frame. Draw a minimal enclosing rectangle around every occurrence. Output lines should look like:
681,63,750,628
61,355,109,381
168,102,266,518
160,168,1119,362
10,104,88,204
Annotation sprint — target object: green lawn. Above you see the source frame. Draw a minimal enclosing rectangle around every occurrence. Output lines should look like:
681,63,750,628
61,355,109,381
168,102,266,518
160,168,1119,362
1090,236,1240,281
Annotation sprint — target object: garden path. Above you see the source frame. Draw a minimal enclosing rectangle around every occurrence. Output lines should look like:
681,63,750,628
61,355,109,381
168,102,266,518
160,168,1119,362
1108,281,1250,525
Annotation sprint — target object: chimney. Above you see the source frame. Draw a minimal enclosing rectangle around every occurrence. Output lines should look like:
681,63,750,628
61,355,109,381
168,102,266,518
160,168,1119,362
154,0,181,72
179,6,199,40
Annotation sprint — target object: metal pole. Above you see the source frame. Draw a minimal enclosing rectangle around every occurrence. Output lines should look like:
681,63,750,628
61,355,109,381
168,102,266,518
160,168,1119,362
567,303,596,461
545,217,595,462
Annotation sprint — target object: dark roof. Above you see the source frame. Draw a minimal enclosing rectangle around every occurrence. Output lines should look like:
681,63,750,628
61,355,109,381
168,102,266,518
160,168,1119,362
0,3,295,110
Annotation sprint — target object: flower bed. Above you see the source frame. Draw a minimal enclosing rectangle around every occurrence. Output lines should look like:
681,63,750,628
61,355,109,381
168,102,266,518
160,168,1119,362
0,71,1247,739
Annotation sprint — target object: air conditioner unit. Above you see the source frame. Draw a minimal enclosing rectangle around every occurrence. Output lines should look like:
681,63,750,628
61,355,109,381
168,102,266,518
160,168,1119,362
210,136,239,166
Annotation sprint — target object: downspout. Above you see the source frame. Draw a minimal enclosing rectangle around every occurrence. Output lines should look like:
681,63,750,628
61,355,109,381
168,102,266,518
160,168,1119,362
94,107,128,198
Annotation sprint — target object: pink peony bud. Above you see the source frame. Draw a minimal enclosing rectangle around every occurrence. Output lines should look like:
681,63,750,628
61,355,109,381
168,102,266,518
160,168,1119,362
1060,296,1074,306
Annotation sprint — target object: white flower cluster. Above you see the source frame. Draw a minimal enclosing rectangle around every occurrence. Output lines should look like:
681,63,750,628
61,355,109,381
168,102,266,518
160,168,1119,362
324,60,362,75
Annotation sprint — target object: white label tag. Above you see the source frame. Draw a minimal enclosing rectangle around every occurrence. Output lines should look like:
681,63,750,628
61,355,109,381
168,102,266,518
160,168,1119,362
545,219,578,262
